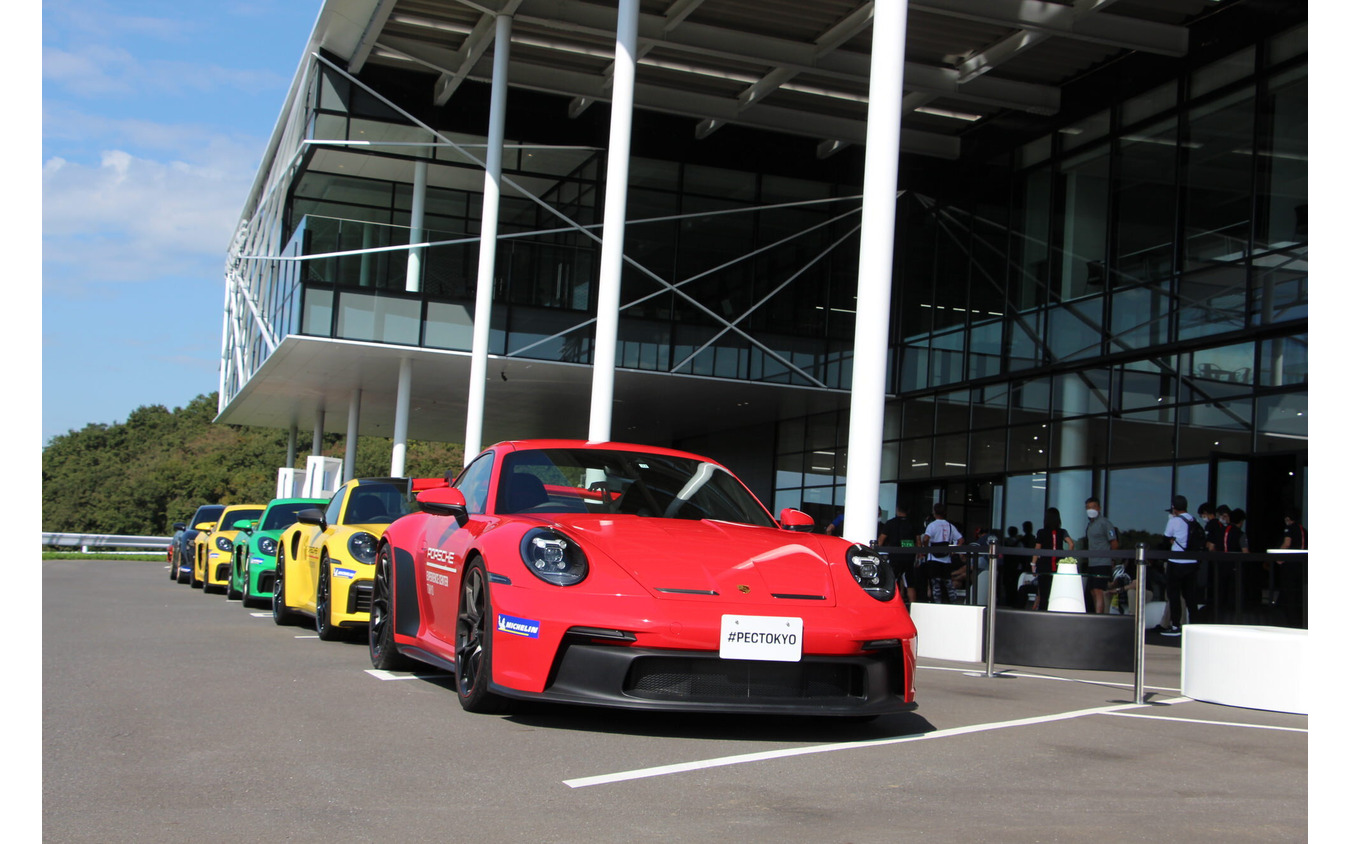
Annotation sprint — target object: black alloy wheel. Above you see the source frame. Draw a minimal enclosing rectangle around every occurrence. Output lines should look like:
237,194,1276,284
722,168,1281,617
315,557,343,641
272,546,300,626
455,560,507,713
369,544,415,670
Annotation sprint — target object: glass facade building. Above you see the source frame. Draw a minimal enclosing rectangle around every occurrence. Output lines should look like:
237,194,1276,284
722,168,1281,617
223,1,1307,555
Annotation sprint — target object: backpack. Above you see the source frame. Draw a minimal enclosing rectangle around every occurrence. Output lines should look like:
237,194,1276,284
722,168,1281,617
1181,514,1205,557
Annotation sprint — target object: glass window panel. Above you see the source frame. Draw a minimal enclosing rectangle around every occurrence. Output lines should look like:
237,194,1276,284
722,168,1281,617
1048,469,1096,539
1055,370,1110,417
683,164,756,200
1177,399,1252,459
1007,423,1050,473
1013,170,1052,310
424,302,474,351
1048,298,1104,361
773,489,804,515
805,413,840,451
901,346,930,392
1180,342,1255,401
1118,360,1174,410
1122,81,1177,127
1191,46,1255,98
1052,418,1106,470
1115,118,1177,288
899,439,932,480
902,398,934,439
934,391,969,431
1253,263,1307,325
1182,86,1256,272
1269,24,1307,65
881,441,901,482
1255,393,1307,438
1110,407,1175,464
1060,110,1110,151
1175,463,1208,511
932,433,968,477
971,430,1006,475
775,452,806,489
336,292,421,344
1011,377,1052,414
1177,266,1247,341
1058,149,1110,301
1106,465,1172,540
1019,135,1052,168
778,418,806,454
1006,315,1043,370
1004,474,1048,541
1256,66,1307,253
1109,282,1172,353
1259,335,1307,387
301,288,333,336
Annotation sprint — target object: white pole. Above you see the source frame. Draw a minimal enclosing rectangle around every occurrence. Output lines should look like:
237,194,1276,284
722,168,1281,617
391,358,413,477
344,389,362,482
587,0,639,444
465,13,512,459
842,0,908,545
405,160,428,293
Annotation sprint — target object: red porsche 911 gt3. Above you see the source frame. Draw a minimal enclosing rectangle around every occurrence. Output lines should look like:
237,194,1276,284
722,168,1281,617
369,439,917,717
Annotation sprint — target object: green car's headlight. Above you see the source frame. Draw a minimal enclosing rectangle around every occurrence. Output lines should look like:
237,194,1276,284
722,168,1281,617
348,532,378,564
257,537,277,557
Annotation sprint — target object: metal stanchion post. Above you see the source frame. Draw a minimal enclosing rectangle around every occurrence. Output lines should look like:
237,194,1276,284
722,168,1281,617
984,538,998,677
1133,542,1148,705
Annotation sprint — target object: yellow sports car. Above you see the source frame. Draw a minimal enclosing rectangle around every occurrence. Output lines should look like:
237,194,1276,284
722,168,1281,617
193,504,264,593
272,477,436,640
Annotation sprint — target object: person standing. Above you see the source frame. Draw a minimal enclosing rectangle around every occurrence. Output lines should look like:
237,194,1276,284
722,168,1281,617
1082,496,1119,614
1161,494,1203,636
921,502,963,604
879,505,919,606
1030,508,1074,611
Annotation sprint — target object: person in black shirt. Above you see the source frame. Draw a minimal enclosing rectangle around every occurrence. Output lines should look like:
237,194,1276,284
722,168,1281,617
878,505,919,605
1030,508,1075,611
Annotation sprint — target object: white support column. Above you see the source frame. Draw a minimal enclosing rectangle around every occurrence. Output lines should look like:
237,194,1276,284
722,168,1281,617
464,13,512,459
344,390,362,482
287,425,298,468
587,0,639,444
312,409,325,457
405,160,428,293
842,0,908,545
391,358,413,477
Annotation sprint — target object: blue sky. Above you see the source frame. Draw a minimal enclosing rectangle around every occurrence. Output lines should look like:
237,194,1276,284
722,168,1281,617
41,0,324,445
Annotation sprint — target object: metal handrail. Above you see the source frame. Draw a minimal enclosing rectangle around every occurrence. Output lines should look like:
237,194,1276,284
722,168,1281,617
42,533,172,550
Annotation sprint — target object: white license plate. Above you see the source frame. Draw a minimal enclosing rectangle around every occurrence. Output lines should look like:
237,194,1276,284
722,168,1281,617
719,615,803,662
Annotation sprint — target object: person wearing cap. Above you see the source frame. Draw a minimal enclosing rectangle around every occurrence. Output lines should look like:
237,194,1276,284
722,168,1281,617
1161,494,1202,636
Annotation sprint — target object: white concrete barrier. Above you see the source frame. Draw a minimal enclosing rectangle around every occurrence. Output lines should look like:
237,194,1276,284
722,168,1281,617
1047,561,1086,613
910,603,985,663
1181,624,1307,714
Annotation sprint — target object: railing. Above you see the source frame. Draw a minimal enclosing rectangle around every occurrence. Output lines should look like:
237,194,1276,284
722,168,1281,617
42,533,172,554
878,541,1309,704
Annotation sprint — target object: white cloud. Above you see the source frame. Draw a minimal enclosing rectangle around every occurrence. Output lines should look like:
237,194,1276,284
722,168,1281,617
43,43,285,99
42,145,254,290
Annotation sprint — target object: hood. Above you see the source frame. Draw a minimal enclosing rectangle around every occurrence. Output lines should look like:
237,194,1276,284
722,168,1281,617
555,516,840,606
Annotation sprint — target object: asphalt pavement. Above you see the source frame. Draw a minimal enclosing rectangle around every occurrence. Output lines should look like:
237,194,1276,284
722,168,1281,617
43,558,1309,842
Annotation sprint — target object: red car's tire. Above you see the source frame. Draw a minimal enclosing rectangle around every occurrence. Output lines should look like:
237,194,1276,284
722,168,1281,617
455,559,509,714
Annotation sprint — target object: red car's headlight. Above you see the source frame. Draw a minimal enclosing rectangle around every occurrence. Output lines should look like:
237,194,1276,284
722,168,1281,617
520,527,589,586
847,545,897,602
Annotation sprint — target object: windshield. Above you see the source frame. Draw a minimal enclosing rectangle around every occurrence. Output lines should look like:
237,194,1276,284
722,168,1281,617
496,448,776,527
222,507,263,526
261,501,322,531
343,480,420,525
192,505,225,523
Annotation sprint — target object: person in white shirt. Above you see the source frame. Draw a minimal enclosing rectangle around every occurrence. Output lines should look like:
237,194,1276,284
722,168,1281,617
1161,494,1202,636
921,501,963,604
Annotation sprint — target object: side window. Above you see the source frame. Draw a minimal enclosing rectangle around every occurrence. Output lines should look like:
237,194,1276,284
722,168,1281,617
455,453,496,514
324,487,347,526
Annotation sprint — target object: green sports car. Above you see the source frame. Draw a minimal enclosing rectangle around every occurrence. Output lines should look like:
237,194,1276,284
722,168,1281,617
228,497,327,607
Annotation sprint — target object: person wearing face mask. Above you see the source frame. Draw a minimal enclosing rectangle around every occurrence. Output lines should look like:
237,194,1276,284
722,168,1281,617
1083,496,1119,614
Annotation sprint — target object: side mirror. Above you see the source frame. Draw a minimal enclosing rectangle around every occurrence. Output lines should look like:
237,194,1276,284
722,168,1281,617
418,487,469,526
172,522,186,532
296,508,327,530
195,521,216,532
233,519,256,532
779,508,815,532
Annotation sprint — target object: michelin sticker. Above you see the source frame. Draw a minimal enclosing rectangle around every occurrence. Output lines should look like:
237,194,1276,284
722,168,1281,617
496,613,540,638
333,567,357,580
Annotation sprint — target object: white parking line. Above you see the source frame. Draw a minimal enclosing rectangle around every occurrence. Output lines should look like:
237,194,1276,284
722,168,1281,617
249,612,271,618
1102,711,1308,733
923,663,1183,694
563,697,1192,789
365,669,452,681
295,635,318,639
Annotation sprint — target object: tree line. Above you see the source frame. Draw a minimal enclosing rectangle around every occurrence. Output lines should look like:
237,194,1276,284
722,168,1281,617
42,393,465,536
